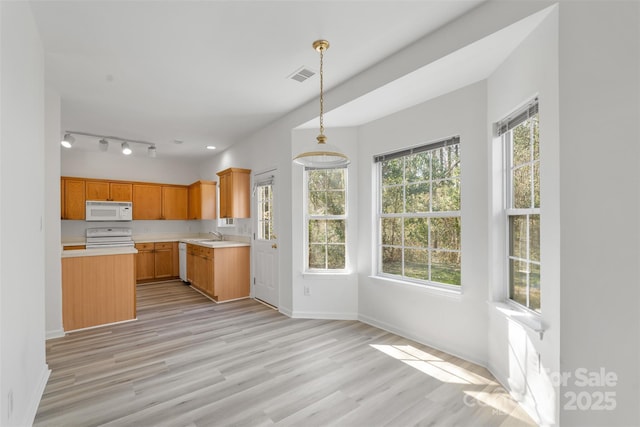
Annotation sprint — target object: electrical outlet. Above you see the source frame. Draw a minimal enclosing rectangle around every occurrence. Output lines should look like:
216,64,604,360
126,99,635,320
303,286,310,296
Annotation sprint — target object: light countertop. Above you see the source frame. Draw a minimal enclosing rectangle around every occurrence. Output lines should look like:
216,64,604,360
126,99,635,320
61,247,138,258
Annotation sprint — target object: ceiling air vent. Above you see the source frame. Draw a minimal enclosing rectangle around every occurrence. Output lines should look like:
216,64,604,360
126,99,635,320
288,66,315,83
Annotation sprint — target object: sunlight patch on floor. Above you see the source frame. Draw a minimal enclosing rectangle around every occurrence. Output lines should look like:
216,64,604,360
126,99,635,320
370,344,491,385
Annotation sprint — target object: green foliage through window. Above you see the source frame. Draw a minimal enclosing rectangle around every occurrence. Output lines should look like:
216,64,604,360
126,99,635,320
306,169,347,270
378,141,461,287
506,110,541,313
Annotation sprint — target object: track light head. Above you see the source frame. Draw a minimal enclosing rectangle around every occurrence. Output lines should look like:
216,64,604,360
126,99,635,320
121,141,132,155
98,138,109,152
61,133,75,148
148,145,157,158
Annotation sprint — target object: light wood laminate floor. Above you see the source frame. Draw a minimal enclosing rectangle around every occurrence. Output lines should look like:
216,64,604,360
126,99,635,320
35,281,536,427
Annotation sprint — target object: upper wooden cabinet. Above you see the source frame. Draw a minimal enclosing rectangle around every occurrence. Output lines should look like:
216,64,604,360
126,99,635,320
61,178,86,220
86,180,132,202
217,168,251,218
188,180,217,220
132,184,162,220
62,176,189,221
162,186,188,220
132,184,188,220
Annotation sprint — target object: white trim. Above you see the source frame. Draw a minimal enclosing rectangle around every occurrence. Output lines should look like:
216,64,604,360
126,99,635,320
302,271,352,279
368,275,462,300
65,317,137,333
290,310,358,320
278,306,293,317
489,301,545,339
486,363,545,427
22,364,51,427
358,313,484,367
45,328,65,340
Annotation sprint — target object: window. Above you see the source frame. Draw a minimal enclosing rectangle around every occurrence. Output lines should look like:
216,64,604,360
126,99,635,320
500,100,540,312
305,168,347,271
376,137,461,287
256,179,274,240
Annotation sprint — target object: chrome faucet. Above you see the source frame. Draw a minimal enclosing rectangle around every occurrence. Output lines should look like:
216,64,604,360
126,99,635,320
209,231,224,241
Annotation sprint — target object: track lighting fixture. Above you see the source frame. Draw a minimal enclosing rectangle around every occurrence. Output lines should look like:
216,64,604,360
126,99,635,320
61,133,75,148
61,131,160,157
121,141,132,155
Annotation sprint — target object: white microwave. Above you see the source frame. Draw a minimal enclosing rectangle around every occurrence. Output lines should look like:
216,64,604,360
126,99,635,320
86,201,133,222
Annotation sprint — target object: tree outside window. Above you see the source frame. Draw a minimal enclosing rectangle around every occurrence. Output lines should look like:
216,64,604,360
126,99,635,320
378,138,461,287
306,168,347,271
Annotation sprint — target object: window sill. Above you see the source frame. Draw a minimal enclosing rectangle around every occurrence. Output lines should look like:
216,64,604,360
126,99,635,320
303,271,353,280
368,275,462,300
490,301,546,339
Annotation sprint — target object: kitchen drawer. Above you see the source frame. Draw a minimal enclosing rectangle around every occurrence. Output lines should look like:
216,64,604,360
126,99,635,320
155,242,173,250
135,243,154,251
202,248,214,258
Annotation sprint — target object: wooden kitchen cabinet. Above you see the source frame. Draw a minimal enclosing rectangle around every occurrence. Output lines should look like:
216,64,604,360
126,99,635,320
133,184,188,220
162,186,188,220
135,243,155,281
86,180,132,202
135,242,179,283
217,168,251,218
188,180,217,220
186,243,250,302
62,253,136,331
132,184,162,219
154,242,174,279
214,246,250,301
61,177,86,220
186,244,215,298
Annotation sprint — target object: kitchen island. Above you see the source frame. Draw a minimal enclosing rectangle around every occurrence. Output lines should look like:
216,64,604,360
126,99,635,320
61,247,137,331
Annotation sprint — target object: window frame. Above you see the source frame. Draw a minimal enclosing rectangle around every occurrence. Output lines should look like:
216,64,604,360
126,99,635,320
375,137,462,290
501,100,541,314
303,167,348,273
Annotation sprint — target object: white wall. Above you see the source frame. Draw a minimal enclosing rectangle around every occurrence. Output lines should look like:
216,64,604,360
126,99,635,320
60,149,204,239
0,2,49,425
61,148,200,184
197,119,295,313
487,7,560,426
44,88,63,339
357,81,489,365
290,128,359,319
558,2,639,426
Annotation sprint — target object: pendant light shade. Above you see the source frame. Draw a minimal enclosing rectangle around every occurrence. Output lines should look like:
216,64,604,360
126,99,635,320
293,40,349,168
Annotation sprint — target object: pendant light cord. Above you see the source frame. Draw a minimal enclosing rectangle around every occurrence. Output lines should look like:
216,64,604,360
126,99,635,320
319,46,325,138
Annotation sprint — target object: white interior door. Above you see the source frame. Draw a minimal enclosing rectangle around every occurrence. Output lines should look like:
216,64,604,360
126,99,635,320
253,170,279,307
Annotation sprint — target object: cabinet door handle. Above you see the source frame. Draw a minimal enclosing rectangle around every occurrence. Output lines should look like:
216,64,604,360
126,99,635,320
271,243,278,249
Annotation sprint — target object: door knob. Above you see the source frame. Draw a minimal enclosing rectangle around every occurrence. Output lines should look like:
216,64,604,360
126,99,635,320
271,243,278,249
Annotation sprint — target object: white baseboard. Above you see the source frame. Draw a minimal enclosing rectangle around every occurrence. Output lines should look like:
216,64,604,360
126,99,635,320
290,311,358,320
46,328,65,340
22,364,50,427
278,306,293,317
486,362,545,426
357,313,486,367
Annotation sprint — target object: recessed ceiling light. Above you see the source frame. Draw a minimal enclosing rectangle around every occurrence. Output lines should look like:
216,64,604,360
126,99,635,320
206,145,216,150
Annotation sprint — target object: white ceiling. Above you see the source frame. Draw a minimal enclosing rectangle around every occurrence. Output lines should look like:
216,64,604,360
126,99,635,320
30,0,486,159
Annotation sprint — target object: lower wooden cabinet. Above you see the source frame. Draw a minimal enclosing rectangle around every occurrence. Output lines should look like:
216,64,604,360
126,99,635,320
186,244,250,302
62,253,136,331
135,242,179,283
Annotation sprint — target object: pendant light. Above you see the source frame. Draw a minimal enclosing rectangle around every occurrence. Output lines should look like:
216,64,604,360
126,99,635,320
293,40,349,168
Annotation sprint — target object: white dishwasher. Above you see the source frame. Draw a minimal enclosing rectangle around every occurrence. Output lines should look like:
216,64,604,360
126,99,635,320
178,242,188,283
